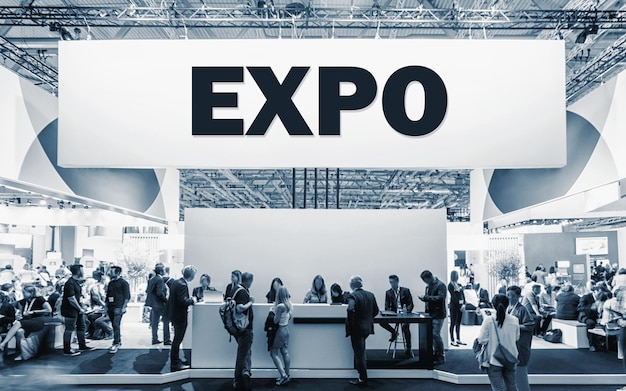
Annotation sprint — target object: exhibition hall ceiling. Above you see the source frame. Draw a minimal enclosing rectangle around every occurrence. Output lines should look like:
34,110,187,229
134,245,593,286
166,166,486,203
1,0,626,229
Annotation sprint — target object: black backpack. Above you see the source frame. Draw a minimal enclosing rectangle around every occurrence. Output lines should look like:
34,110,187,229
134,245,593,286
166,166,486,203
543,328,562,343
219,287,247,340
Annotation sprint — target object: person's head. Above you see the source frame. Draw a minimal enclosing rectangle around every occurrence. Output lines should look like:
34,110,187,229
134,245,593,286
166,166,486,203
549,266,556,274
182,265,197,282
450,270,459,283
241,272,254,289
231,270,242,285
270,277,283,293
330,283,343,298
388,274,399,291
4,264,11,270
530,274,538,282
200,274,211,288
506,285,521,305
22,285,36,300
154,263,165,276
618,268,626,275
92,270,104,282
492,293,510,327
275,286,291,308
23,263,31,270
0,283,13,294
420,270,434,285
109,266,122,279
531,284,541,295
69,264,83,279
312,275,326,294
164,266,170,277
561,284,574,293
586,280,597,292
349,275,363,291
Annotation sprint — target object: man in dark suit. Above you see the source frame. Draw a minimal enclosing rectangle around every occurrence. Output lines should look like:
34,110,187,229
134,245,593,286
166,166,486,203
165,265,198,371
345,275,379,387
379,274,414,357
146,263,171,345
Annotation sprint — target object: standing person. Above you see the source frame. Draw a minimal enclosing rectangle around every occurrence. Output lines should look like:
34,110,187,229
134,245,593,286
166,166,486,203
233,272,255,391
225,270,243,300
105,265,130,354
418,270,447,365
378,274,414,357
448,270,466,346
166,265,198,371
477,294,520,391
506,286,535,391
61,264,93,356
345,275,379,387
270,286,292,386
146,264,171,345
303,275,328,304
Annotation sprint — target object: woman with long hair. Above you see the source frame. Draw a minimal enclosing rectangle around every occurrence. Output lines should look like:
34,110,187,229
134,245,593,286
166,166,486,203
271,286,293,386
303,275,327,303
477,294,520,391
266,277,283,303
223,270,242,300
448,270,466,346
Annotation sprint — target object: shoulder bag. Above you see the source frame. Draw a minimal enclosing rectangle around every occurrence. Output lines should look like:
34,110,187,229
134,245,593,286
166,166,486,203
491,317,519,368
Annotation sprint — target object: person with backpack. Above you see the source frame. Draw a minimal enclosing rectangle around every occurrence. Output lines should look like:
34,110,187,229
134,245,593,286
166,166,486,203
166,265,198,371
233,272,255,391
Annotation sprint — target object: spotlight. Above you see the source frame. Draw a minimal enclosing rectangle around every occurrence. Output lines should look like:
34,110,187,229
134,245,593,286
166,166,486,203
575,30,587,44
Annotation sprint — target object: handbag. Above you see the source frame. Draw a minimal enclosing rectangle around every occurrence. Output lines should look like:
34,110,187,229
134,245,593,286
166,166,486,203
491,318,519,368
472,338,489,369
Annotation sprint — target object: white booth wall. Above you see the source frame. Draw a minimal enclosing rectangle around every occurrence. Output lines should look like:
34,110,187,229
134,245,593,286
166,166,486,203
183,208,449,349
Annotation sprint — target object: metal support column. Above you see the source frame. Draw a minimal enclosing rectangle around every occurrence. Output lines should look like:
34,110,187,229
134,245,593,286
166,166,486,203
303,168,307,209
325,168,329,209
314,168,318,209
292,168,296,209
336,168,340,209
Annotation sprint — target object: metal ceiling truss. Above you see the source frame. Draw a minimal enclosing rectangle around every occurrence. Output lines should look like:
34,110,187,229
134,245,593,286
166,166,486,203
179,168,470,222
1,6,626,30
0,35,58,94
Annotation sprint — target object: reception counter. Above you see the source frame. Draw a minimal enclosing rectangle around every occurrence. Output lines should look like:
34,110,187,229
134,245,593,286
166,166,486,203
191,303,433,371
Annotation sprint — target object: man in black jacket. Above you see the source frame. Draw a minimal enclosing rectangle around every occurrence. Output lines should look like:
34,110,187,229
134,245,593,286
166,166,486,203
378,274,414,357
345,275,379,387
146,263,171,345
419,270,447,365
166,265,197,371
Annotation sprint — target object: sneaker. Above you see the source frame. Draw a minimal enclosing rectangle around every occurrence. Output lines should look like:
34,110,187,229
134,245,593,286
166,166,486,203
457,340,467,346
63,350,81,357
109,344,119,354
163,340,172,346
276,375,290,386
152,340,162,345
79,345,96,352
589,346,597,352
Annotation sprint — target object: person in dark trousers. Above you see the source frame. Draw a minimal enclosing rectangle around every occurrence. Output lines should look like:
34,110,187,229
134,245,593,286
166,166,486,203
345,275,379,387
105,265,130,354
506,285,535,391
146,263,171,345
61,264,94,356
448,270,466,346
378,274,414,357
233,272,255,391
166,265,198,371
419,269,447,365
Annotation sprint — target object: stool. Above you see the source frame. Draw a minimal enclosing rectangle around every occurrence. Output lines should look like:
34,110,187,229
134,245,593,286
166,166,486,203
386,323,414,359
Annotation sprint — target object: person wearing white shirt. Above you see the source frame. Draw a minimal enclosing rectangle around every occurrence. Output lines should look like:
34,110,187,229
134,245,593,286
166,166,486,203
477,294,520,391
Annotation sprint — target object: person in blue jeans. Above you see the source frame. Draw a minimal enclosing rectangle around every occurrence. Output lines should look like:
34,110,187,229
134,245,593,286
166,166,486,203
105,265,130,354
478,294,520,391
233,272,255,391
418,270,447,365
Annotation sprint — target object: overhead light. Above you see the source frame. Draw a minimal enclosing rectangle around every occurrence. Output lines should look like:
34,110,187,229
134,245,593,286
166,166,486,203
575,30,587,44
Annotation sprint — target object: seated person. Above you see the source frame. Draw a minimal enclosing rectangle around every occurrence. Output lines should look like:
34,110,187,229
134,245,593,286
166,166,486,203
0,285,53,361
555,284,579,320
85,271,112,340
378,275,414,357
463,287,479,310
0,283,16,334
475,283,492,308
330,283,349,305
522,284,553,335
578,283,600,351
303,275,327,304
265,277,283,303
192,274,217,301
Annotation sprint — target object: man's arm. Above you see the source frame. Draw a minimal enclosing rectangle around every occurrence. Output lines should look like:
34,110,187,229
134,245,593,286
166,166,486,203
404,288,415,312
384,290,392,311
155,278,167,303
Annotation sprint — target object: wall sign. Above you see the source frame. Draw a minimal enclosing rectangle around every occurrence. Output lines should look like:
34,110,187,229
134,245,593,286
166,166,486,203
58,39,566,168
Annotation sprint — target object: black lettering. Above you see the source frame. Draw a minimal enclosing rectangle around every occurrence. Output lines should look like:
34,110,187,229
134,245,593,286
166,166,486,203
318,67,377,135
192,67,244,135
382,66,447,137
246,66,312,136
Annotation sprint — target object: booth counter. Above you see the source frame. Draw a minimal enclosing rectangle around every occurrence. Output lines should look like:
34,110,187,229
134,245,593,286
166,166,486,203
191,303,433,370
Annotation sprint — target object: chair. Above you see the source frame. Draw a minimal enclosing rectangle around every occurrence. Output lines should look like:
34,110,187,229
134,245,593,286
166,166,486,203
386,322,414,359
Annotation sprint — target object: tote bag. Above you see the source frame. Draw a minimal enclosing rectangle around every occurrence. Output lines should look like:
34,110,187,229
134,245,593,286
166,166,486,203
492,318,519,369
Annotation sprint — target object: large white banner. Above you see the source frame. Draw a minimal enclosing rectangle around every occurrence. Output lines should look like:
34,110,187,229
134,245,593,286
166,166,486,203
58,39,565,168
